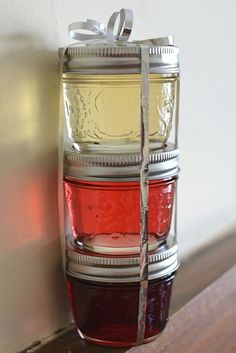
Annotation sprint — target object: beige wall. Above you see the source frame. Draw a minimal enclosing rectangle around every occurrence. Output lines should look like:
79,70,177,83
1,0,236,352
0,2,70,352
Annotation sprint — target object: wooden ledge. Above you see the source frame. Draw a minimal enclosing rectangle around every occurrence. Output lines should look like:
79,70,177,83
127,264,236,353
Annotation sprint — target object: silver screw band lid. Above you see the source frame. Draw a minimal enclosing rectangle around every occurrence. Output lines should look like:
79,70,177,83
64,143,179,181
60,41,179,74
66,235,179,283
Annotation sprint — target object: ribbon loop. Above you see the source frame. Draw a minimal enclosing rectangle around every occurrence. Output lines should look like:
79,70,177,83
117,9,133,43
107,9,133,45
68,19,106,42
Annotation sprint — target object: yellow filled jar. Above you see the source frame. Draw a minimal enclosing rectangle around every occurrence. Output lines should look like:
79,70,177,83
61,42,179,153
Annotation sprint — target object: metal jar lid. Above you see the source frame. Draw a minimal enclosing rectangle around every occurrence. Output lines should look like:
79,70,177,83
64,143,179,181
66,235,179,283
60,38,179,75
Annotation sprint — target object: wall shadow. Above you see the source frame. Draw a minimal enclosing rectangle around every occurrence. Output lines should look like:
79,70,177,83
0,33,70,352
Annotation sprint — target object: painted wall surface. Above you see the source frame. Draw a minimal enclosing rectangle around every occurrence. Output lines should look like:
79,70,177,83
1,0,236,352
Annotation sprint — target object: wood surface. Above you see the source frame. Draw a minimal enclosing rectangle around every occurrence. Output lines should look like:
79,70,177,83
170,231,236,314
23,232,236,353
127,265,236,353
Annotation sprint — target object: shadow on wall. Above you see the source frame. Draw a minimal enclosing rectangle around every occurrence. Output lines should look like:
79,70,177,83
0,33,60,157
0,33,70,352
0,32,62,245
0,31,63,245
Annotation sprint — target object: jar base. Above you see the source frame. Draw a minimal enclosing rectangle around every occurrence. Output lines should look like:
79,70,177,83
72,141,165,154
75,233,165,255
78,329,161,348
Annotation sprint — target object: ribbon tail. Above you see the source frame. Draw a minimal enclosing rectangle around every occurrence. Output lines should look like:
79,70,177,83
136,45,150,346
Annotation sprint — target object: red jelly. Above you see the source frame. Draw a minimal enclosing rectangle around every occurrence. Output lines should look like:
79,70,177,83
66,237,179,347
64,145,179,254
67,274,174,347
64,178,176,254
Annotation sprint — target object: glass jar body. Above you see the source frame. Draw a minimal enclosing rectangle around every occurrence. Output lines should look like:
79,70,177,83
66,273,175,347
64,177,177,254
63,73,179,153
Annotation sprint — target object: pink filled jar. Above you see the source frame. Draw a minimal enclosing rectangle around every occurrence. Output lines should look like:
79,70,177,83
66,236,179,347
64,144,179,254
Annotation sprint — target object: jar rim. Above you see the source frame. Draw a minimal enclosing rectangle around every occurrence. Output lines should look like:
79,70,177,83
64,143,180,181
66,235,179,282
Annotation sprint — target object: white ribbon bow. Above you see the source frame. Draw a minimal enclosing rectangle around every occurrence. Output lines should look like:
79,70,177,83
68,8,133,45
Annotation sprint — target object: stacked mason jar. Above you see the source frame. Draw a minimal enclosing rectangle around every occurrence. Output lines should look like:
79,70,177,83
61,35,180,348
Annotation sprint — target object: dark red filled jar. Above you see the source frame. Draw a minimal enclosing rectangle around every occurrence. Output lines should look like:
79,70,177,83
66,236,179,347
64,144,179,254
